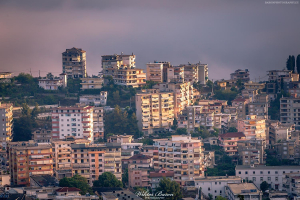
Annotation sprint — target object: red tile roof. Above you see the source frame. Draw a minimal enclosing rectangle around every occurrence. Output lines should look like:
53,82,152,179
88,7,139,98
219,132,245,139
56,187,81,192
149,172,174,178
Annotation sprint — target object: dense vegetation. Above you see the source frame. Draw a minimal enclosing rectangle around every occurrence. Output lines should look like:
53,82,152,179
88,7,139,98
59,174,94,195
155,177,183,200
93,172,123,188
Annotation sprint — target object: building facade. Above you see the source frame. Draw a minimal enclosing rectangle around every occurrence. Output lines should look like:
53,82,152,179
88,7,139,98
0,102,13,148
62,47,86,78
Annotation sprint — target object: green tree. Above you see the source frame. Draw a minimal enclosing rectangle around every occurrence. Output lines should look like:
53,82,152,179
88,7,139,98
216,196,227,200
227,127,238,133
140,138,154,145
142,80,158,89
93,172,123,188
46,73,54,79
176,128,187,135
112,91,121,106
213,90,238,105
122,169,128,187
59,174,93,195
286,55,296,73
260,181,269,192
155,177,182,200
297,54,300,74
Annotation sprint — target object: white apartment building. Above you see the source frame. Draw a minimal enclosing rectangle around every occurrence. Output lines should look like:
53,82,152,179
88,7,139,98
0,102,13,148
102,53,136,76
79,91,108,106
80,77,103,90
146,63,164,82
52,105,94,142
194,176,242,199
236,165,300,191
38,74,67,90
280,96,300,130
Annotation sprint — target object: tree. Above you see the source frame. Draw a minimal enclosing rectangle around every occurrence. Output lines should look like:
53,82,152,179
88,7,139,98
227,127,238,133
140,138,154,145
59,174,93,195
297,54,300,74
176,128,187,135
260,181,269,192
216,196,227,200
112,91,120,106
122,169,128,187
93,172,123,188
155,177,182,200
286,55,296,73
46,73,54,79
171,118,178,130
142,80,158,89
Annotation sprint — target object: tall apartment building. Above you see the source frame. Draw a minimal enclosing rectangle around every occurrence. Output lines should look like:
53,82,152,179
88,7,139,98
8,141,53,186
280,96,300,129
282,172,300,197
153,135,204,186
198,64,208,84
230,69,250,83
237,139,266,165
153,81,194,117
114,67,146,88
274,140,300,162
238,115,267,141
218,132,247,157
0,102,13,148
102,53,136,76
232,98,250,119
269,122,294,144
146,62,164,82
71,143,122,185
179,62,208,84
93,107,104,141
51,105,94,142
247,102,268,119
62,47,86,78
135,89,174,135
80,77,103,90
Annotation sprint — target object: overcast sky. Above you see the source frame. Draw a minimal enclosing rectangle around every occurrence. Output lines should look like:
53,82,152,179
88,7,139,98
0,0,299,80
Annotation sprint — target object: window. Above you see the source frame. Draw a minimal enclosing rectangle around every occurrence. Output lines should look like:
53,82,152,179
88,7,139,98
275,171,278,174
239,171,241,174
275,177,278,181
268,171,270,174
208,187,210,191
260,177,263,181
260,171,263,174
268,177,271,181
245,171,248,174
253,171,255,174
253,177,256,181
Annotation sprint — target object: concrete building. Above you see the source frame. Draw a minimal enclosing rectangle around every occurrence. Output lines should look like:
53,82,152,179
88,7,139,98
280,96,300,130
153,135,205,186
0,102,13,148
146,62,164,82
282,172,300,198
179,62,208,84
51,105,94,142
32,128,52,143
102,53,136,76
194,176,242,199
71,143,122,185
269,122,294,144
8,141,53,186
128,154,153,188
238,115,267,141
218,132,247,157
274,140,300,162
79,91,108,106
237,139,266,165
101,190,142,200
80,77,103,90
235,165,300,191
107,135,133,144
93,107,104,141
244,82,266,90
38,74,67,90
230,69,250,83
62,47,86,78
114,67,146,88
247,102,268,119
0,172,10,186
225,183,262,200
135,89,174,135
232,98,250,119
149,168,174,190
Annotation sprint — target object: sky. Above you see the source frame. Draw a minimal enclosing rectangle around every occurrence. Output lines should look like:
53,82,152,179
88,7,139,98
0,0,299,80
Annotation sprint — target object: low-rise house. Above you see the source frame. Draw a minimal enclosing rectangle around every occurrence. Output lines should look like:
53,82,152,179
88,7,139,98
79,91,108,106
80,77,103,90
225,183,262,200
38,73,67,90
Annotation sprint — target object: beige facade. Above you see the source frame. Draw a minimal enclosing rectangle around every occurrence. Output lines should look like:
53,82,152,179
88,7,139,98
269,122,294,144
244,82,265,90
238,115,267,141
232,98,250,119
146,63,163,82
0,102,13,148
280,96,300,129
62,47,86,78
230,69,250,83
219,132,247,157
114,67,146,88
153,135,205,186
80,77,103,90
237,139,266,165
135,89,174,134
8,141,53,186
93,107,104,141
102,53,136,76
32,129,52,143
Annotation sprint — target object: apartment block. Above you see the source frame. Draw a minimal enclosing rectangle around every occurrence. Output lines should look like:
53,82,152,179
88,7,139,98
107,135,133,143
51,105,94,142
32,128,52,143
198,63,209,84
232,98,250,119
244,81,265,90
93,107,104,141
146,62,163,82
71,143,122,185
153,135,204,186
280,96,300,129
181,63,198,83
114,67,146,88
247,102,268,119
238,115,267,141
128,154,153,188
269,122,294,144
225,183,262,200
241,89,258,102
102,53,136,76
80,77,103,90
79,91,108,106
38,73,67,90
274,140,300,162
0,102,13,148
8,141,53,186
149,168,174,191
178,105,203,132
218,132,247,157
236,165,300,191
230,69,250,83
282,172,300,197
135,89,174,135
202,150,215,169
237,139,266,165
62,47,86,78
194,176,242,199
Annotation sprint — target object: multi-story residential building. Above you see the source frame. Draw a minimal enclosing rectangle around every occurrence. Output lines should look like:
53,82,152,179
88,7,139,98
230,69,250,83
102,53,136,76
198,63,208,84
274,140,300,162
128,154,153,188
135,89,174,135
170,66,185,82
154,81,193,117
153,135,204,186
8,141,53,186
149,168,174,191
32,128,52,143
71,143,122,185
194,176,242,199
79,91,108,106
178,105,203,132
0,102,13,148
92,107,104,141
238,115,267,141
114,67,146,88
280,96,300,130
236,165,300,190
225,183,262,200
146,62,164,82
237,139,266,165
107,135,133,143
269,122,294,144
241,89,258,102
244,81,265,90
218,132,247,157
255,93,269,103
282,172,300,198
179,62,208,84
38,73,67,90
247,102,268,119
267,70,299,95
80,77,103,90
62,47,86,78
232,98,250,119
51,105,94,142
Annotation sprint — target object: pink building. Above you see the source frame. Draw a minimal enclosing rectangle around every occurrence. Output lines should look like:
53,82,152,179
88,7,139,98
128,154,153,188
219,132,246,157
